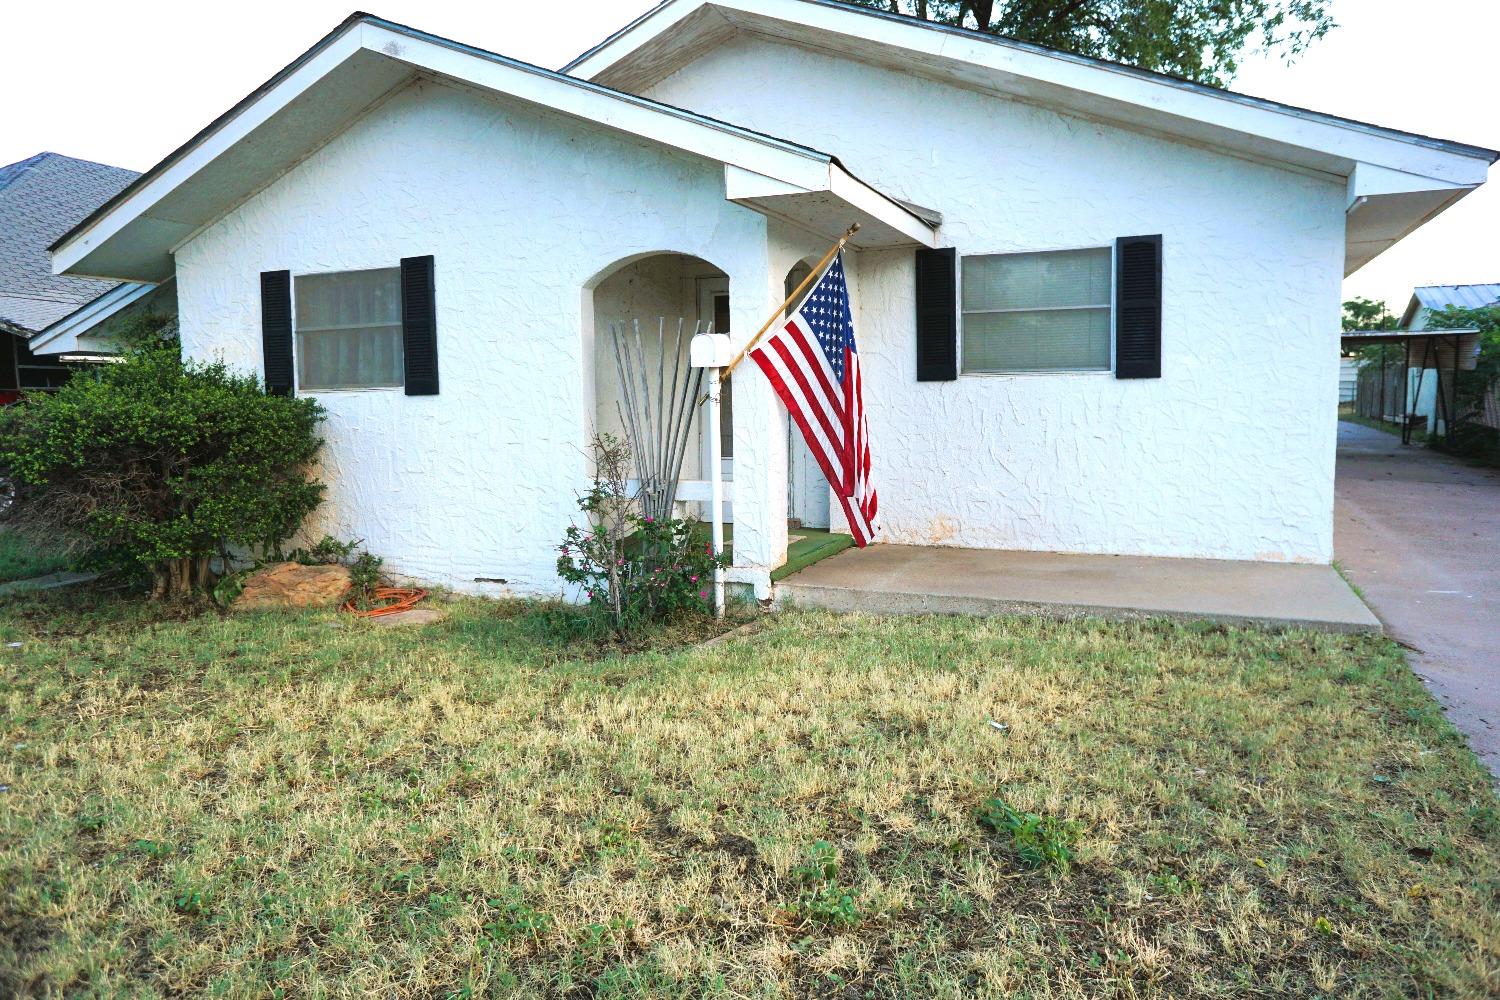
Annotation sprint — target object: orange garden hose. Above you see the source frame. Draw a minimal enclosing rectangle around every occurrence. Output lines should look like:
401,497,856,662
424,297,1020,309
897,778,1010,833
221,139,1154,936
342,586,428,618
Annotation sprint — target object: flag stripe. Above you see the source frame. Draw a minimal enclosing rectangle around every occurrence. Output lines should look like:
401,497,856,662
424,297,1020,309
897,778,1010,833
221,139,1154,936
751,350,848,502
754,346,840,473
768,335,843,454
784,319,844,421
748,252,878,548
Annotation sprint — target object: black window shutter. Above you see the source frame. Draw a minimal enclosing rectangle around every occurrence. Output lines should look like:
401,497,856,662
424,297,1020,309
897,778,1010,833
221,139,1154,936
1115,235,1162,379
259,270,293,396
401,255,438,396
915,247,957,381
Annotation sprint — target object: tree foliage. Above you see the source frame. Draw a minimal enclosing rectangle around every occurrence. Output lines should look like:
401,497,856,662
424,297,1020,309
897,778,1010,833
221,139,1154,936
848,0,1334,85
1341,297,1399,333
1341,297,1402,367
0,330,326,598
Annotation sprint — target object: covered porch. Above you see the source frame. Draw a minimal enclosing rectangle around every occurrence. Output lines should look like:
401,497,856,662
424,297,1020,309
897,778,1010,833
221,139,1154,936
584,185,938,597
776,543,1380,633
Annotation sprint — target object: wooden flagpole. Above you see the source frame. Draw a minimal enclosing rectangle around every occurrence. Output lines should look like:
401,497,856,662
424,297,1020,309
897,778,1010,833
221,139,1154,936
703,221,859,615
719,222,860,381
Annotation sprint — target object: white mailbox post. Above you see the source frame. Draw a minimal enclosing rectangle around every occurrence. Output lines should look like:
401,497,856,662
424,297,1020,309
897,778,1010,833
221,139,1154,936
690,332,734,615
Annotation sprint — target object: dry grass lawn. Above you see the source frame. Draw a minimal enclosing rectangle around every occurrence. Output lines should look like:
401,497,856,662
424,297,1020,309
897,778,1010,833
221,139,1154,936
2,590,1497,998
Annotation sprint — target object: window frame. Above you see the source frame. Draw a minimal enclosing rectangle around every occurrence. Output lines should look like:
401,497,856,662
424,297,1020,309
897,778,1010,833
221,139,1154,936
291,265,405,394
957,243,1116,378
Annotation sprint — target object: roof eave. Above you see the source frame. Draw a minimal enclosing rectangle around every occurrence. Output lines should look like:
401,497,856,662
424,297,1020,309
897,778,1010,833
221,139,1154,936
27,281,157,354
52,14,874,282
566,0,1498,177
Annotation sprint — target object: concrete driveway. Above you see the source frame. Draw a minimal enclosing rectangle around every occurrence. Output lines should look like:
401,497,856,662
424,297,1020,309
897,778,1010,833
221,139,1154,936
1335,421,1500,775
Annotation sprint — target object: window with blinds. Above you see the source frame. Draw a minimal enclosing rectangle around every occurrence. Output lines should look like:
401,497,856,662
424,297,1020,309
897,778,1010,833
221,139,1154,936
294,268,404,390
960,247,1112,374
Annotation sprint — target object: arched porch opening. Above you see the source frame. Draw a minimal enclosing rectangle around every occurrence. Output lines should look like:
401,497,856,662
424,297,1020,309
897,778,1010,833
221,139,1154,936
584,251,731,519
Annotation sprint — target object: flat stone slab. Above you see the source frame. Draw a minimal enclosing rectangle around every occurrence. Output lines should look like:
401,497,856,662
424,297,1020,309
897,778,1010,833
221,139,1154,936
368,608,449,628
777,544,1380,633
0,571,99,597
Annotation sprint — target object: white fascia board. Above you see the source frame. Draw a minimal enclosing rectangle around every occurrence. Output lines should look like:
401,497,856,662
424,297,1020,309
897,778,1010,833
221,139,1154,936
28,282,156,354
53,17,838,278
52,29,369,276
362,23,832,190
565,1,702,75
724,164,808,199
723,163,940,247
1346,162,1470,210
571,0,1495,185
827,165,940,248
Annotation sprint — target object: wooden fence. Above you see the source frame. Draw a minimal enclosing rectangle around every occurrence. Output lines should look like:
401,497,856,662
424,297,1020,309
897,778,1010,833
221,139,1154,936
1354,359,1406,424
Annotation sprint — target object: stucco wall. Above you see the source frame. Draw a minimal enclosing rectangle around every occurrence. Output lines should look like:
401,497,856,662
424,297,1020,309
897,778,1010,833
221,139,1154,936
645,35,1346,563
175,78,778,594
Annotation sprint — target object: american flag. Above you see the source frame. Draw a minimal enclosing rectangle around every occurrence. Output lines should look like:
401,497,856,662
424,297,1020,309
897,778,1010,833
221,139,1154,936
749,254,879,546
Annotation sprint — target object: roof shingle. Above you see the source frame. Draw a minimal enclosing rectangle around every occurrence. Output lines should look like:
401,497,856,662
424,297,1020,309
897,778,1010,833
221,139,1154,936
0,151,139,337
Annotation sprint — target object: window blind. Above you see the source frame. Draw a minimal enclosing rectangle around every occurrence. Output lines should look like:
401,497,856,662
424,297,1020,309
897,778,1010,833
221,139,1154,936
961,247,1111,373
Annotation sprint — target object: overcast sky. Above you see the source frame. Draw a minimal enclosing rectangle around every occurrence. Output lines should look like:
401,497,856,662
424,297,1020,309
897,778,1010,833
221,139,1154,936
7,0,1494,314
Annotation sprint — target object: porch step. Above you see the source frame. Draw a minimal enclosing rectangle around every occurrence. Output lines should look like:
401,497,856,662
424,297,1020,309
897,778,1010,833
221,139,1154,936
775,544,1381,634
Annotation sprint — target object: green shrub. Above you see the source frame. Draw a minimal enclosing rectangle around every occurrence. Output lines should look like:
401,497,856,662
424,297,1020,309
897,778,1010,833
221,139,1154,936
0,342,325,598
556,434,727,635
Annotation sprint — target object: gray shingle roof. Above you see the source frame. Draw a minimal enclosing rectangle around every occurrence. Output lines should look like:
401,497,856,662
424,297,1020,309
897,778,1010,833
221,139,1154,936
0,152,139,338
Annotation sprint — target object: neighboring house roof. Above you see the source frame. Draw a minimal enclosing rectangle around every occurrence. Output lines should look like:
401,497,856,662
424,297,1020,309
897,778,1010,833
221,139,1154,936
1401,283,1500,330
0,152,145,341
564,0,1497,276
50,12,938,284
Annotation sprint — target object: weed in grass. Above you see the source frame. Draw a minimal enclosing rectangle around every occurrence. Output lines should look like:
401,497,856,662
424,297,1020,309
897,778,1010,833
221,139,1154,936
173,886,208,915
791,840,840,884
75,811,108,833
790,840,862,927
131,838,175,859
1152,871,1199,897
977,796,1081,873
481,897,553,948
571,916,636,968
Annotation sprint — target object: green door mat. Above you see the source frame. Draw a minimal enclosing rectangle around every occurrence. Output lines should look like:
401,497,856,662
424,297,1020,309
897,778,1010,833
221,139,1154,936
690,524,855,582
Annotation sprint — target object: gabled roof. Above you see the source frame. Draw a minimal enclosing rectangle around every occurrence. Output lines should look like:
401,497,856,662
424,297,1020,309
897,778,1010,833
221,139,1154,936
0,152,145,339
1401,283,1500,330
564,0,1497,275
51,12,937,284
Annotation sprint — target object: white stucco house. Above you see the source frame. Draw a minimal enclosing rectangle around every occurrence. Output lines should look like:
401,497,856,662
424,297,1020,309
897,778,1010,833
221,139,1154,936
49,0,1496,597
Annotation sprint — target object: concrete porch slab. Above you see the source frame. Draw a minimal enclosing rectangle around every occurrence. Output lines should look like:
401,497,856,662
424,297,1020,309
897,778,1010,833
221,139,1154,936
776,544,1381,633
